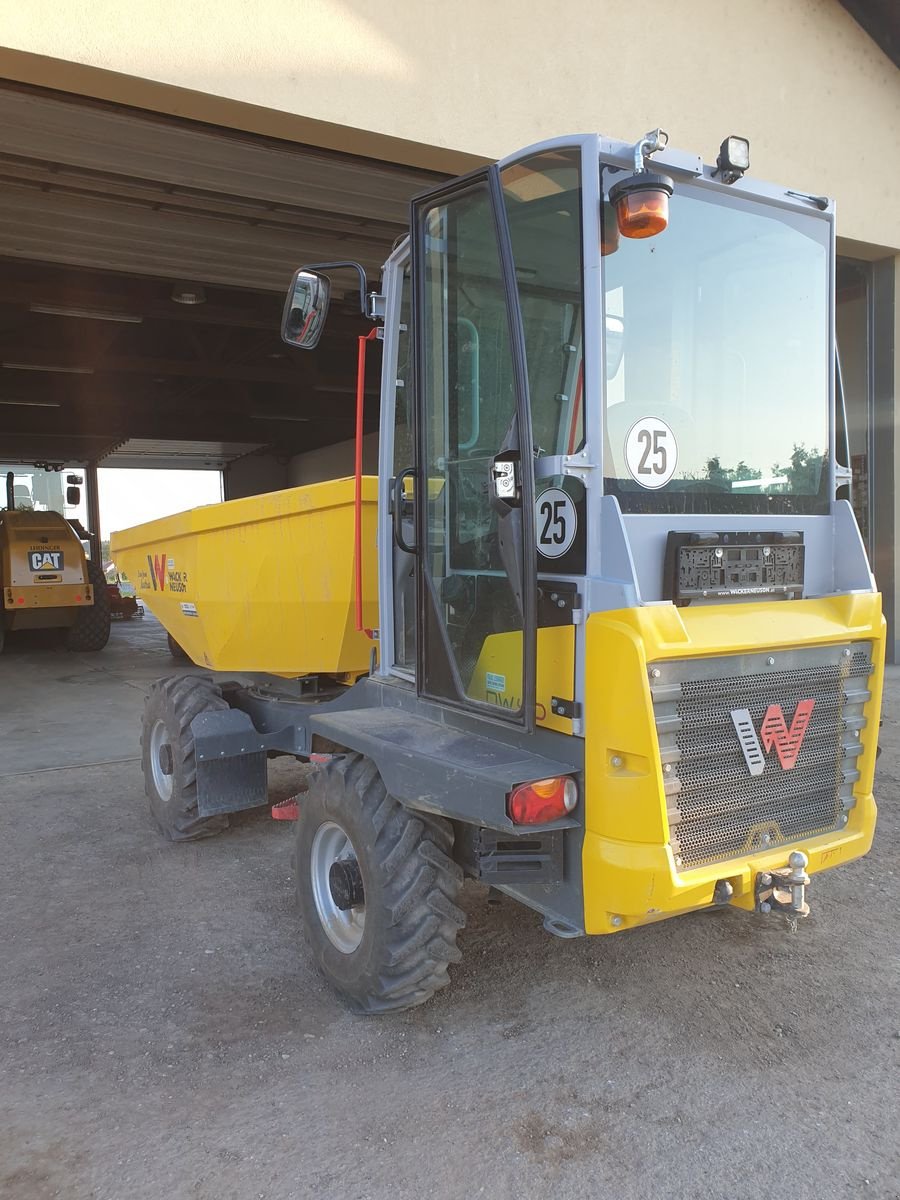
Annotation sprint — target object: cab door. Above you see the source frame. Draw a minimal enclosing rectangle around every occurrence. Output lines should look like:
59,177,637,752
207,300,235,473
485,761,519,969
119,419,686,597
411,171,536,727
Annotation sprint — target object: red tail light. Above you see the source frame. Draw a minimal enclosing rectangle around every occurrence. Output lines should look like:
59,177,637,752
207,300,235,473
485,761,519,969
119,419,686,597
508,776,577,825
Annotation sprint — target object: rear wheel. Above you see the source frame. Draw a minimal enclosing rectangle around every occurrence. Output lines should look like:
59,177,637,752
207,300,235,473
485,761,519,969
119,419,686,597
66,559,111,651
167,632,191,662
141,675,230,840
295,754,465,1013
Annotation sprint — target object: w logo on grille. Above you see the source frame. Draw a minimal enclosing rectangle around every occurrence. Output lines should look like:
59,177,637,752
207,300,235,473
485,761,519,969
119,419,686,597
731,700,815,775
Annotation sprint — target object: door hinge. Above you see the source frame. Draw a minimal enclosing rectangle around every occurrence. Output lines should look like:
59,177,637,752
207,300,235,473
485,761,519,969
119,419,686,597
366,292,386,319
550,696,581,721
538,582,581,627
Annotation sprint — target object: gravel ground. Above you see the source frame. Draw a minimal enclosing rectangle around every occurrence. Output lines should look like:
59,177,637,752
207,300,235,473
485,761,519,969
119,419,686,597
1,614,898,1199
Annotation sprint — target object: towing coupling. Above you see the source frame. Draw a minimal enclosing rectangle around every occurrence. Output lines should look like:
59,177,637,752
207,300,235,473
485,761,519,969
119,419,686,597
755,851,810,931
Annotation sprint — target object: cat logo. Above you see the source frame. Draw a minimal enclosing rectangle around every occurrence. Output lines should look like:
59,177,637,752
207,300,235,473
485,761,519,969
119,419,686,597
29,550,63,571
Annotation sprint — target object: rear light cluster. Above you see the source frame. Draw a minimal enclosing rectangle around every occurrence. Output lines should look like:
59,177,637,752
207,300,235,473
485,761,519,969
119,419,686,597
508,776,578,825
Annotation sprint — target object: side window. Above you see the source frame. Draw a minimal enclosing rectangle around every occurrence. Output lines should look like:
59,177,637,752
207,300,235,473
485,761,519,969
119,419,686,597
501,150,586,574
391,264,416,673
392,266,414,474
419,181,525,712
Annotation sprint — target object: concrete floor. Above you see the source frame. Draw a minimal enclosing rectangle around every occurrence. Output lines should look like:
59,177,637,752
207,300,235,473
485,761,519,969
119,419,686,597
1,614,898,1199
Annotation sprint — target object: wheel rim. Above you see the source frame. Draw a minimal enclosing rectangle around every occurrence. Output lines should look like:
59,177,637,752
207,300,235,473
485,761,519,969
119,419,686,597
149,719,175,802
310,821,366,954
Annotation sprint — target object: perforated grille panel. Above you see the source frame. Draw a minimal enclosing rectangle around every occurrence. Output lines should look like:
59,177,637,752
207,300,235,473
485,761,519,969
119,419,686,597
650,644,873,871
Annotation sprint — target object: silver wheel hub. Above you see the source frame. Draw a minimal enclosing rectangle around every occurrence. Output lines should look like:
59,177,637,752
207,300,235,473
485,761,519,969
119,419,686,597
310,821,366,954
149,719,175,802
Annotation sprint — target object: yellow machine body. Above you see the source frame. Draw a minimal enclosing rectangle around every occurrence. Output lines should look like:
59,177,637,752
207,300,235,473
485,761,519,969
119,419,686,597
467,592,883,933
1,509,93,629
581,593,884,934
110,476,378,676
113,473,883,935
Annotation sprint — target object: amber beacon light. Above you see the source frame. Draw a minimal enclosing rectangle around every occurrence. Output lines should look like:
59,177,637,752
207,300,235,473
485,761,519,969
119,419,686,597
609,171,674,239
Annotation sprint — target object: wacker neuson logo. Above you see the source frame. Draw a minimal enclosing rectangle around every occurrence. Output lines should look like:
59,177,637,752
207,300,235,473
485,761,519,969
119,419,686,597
730,700,815,776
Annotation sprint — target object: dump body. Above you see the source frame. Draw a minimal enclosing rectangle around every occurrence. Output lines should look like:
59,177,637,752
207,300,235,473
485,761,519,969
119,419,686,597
1,509,94,629
110,477,378,676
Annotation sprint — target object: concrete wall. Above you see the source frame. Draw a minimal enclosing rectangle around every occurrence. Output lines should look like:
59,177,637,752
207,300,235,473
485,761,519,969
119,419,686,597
288,433,378,487
223,453,288,499
2,0,899,250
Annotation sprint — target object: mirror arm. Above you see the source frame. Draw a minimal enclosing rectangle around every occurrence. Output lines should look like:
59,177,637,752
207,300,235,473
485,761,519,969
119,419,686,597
300,260,369,315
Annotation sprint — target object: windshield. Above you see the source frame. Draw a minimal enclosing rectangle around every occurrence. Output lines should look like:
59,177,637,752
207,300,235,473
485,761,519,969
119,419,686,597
1,464,85,521
601,181,831,515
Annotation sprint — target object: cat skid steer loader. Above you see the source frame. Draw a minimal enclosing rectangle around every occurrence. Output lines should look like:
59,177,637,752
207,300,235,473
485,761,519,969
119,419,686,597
113,130,883,1013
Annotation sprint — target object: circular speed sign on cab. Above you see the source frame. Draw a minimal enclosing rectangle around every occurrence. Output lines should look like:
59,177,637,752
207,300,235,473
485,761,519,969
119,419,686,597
624,416,678,489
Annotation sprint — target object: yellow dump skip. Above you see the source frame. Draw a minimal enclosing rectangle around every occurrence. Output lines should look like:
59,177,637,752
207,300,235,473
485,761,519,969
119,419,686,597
110,477,379,676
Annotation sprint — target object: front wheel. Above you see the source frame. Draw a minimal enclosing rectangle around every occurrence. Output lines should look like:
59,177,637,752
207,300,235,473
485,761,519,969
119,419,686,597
295,755,465,1013
141,675,230,840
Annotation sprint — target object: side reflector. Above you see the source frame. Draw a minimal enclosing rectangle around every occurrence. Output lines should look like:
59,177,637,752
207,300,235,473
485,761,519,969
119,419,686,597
508,776,577,825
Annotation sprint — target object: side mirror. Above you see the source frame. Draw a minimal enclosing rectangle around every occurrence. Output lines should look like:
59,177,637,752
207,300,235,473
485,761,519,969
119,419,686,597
66,485,81,506
281,268,331,349
605,314,625,380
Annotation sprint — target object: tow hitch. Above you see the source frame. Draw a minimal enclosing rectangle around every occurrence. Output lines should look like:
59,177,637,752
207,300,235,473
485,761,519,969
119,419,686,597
755,851,810,932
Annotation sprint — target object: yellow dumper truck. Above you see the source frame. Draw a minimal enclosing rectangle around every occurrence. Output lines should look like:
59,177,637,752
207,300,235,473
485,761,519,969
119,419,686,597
113,130,883,1013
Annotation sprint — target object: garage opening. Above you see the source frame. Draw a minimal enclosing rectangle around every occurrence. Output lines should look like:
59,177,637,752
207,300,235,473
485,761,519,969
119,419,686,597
0,82,445,531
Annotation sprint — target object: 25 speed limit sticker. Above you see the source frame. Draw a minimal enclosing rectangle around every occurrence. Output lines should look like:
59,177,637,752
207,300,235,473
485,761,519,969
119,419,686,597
535,488,577,558
624,416,678,489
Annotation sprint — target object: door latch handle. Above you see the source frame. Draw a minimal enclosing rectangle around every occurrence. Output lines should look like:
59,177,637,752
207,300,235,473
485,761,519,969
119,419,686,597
392,466,417,554
491,454,521,505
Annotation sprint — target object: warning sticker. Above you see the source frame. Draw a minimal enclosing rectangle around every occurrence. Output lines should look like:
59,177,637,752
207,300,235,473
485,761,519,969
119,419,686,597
485,672,506,694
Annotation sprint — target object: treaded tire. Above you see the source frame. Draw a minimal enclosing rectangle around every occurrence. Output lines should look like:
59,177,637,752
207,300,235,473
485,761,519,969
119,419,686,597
295,754,465,1014
167,632,191,662
66,559,111,651
141,674,230,841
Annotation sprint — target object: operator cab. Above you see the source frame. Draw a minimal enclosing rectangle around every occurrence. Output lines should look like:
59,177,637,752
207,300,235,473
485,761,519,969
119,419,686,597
282,130,869,737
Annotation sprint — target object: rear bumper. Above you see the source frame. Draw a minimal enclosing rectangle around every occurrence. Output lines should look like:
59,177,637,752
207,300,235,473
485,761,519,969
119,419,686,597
581,594,885,935
583,791,876,933
4,583,92,610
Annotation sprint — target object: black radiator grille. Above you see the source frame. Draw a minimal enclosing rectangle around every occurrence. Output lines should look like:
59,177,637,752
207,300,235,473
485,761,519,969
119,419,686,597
650,646,872,871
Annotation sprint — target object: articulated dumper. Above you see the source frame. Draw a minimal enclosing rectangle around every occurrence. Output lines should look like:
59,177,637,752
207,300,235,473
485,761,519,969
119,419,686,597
112,130,884,1013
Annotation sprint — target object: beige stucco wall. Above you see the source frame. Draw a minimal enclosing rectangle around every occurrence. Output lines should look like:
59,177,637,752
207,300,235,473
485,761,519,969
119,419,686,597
2,0,899,249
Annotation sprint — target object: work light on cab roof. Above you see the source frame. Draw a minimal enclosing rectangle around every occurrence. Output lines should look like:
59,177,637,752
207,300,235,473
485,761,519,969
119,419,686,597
608,128,750,241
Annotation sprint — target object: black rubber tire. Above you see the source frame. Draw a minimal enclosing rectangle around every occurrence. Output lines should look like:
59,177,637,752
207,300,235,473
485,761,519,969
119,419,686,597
66,559,111,651
167,632,191,662
141,674,230,841
295,754,465,1014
